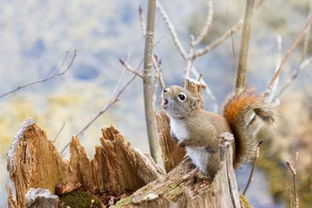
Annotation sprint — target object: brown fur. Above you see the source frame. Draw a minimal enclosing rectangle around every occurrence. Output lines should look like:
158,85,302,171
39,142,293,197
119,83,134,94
223,89,275,167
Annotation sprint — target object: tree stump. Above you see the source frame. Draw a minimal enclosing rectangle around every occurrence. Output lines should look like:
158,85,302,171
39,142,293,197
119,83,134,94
6,81,246,207
6,120,164,207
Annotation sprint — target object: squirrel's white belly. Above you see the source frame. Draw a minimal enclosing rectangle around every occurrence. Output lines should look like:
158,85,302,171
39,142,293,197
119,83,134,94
169,117,188,141
186,146,210,174
169,117,209,174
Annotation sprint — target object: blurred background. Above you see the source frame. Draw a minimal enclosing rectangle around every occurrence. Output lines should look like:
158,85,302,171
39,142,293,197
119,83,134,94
0,0,311,207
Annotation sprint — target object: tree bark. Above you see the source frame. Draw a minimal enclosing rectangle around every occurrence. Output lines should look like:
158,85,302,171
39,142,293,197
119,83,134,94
114,137,241,208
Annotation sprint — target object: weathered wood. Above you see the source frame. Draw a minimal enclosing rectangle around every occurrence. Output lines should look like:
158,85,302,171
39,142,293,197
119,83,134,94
7,119,66,207
114,134,241,208
6,120,164,207
156,112,185,172
184,79,206,108
25,188,60,208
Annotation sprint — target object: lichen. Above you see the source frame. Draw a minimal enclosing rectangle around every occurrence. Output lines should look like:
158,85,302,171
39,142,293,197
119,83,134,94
112,196,133,208
240,194,252,208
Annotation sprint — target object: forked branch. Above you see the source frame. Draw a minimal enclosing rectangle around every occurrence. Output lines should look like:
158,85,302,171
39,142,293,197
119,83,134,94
265,16,312,97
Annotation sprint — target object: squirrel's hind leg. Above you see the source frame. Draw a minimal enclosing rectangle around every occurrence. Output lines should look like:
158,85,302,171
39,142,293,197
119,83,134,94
205,152,221,182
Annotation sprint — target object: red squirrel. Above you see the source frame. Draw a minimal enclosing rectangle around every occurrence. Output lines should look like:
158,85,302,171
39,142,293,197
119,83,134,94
161,85,275,181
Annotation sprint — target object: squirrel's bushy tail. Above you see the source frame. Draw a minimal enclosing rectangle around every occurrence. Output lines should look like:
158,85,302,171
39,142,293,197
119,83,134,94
223,89,275,168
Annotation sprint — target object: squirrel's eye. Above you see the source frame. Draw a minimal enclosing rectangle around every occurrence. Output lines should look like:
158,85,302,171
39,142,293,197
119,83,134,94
178,93,186,102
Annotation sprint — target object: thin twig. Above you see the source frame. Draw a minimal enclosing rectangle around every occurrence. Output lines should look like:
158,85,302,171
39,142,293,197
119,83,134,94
192,20,243,59
60,73,138,155
235,0,255,91
119,59,143,78
303,2,312,61
52,122,66,143
191,67,218,112
285,152,299,208
197,74,203,82
152,55,165,106
273,57,312,100
268,35,283,102
185,36,195,79
192,0,267,59
265,16,312,97
153,55,165,89
143,0,162,164
156,0,188,59
0,49,77,99
156,0,218,110
243,140,263,194
191,0,214,46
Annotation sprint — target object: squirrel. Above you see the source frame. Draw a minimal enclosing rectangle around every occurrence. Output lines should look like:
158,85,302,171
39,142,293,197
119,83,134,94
161,85,275,181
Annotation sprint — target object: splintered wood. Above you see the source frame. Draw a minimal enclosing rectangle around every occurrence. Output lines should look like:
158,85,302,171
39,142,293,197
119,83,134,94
7,120,164,207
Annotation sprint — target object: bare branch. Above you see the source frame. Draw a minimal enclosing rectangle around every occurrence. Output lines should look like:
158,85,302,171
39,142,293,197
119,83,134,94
285,152,299,208
185,37,195,79
191,0,214,47
119,59,143,78
273,57,312,100
153,55,165,89
0,49,77,99
156,1,188,59
192,0,267,59
52,122,65,143
191,67,218,112
61,73,138,155
192,21,243,59
156,0,218,112
143,0,162,164
152,55,165,107
197,73,203,82
303,2,312,60
243,140,263,194
265,16,312,97
235,0,255,91
268,35,283,102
